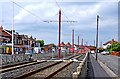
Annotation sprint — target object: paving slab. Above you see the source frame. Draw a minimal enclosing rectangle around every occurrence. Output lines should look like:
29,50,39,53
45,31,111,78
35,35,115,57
89,54,111,78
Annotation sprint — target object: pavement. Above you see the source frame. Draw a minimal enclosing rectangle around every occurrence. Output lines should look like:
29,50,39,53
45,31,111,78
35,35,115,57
88,54,111,79
94,53,119,76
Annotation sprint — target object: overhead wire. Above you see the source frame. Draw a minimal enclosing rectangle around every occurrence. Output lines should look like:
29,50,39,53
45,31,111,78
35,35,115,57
54,0,77,23
13,1,43,22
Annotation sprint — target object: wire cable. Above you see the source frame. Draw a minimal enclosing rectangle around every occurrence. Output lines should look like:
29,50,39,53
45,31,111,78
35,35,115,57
13,1,43,22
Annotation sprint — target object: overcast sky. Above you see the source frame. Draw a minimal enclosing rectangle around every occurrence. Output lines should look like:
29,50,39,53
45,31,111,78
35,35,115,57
0,0,119,46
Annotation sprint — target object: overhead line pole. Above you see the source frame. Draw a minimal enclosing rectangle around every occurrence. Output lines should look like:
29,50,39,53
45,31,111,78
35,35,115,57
81,38,83,46
72,29,74,54
43,10,77,59
58,9,61,59
96,15,99,60
78,35,79,46
12,1,14,55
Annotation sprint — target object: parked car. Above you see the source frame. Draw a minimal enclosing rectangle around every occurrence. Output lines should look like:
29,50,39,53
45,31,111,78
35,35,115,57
101,51,109,55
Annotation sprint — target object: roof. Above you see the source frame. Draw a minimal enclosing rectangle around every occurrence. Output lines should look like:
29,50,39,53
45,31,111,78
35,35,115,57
74,44,79,47
79,45,85,49
4,29,18,37
103,39,119,45
66,42,71,47
44,44,56,48
60,42,65,47
86,46,96,50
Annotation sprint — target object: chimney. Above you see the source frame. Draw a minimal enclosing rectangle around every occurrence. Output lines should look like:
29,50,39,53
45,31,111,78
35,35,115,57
112,39,114,42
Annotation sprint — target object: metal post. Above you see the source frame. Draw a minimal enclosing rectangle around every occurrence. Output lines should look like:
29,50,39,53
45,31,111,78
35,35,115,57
52,48,53,59
77,35,79,54
12,1,14,55
58,9,61,59
82,38,83,46
94,40,95,47
96,15,99,60
72,29,74,54
78,35,79,46
81,38,83,53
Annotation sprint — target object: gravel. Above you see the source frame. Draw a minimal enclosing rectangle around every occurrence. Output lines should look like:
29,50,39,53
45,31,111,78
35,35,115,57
28,62,67,79
1,61,58,78
1,54,85,78
53,62,79,78
77,54,86,61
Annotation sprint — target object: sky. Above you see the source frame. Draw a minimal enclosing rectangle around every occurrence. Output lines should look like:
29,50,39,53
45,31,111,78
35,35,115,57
0,0,119,46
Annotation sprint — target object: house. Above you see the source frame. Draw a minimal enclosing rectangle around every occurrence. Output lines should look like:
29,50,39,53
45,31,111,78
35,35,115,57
0,26,11,44
78,45,86,54
43,44,56,53
77,45,96,54
65,42,72,53
102,39,119,49
66,42,71,48
60,42,66,52
74,44,79,50
86,46,96,53
0,26,12,54
0,26,37,54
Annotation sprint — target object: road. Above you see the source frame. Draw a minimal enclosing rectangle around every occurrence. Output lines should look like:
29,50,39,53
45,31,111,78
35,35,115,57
94,53,119,76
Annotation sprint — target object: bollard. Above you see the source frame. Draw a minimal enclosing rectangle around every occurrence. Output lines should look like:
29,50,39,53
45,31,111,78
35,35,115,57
79,61,84,67
73,72,78,79
83,60,86,65
77,66,82,74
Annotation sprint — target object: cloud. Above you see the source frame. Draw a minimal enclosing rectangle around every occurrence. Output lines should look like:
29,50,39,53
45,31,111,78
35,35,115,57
14,2,59,23
1,1,118,45
0,0,119,2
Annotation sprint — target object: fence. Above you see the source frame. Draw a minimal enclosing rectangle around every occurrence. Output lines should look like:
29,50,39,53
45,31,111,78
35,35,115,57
1,52,71,65
1,54,31,65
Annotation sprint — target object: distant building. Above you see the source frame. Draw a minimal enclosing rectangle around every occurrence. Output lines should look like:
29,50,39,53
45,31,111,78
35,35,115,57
0,26,11,44
65,42,72,53
0,26,37,54
102,39,119,49
43,44,56,53
77,45,96,54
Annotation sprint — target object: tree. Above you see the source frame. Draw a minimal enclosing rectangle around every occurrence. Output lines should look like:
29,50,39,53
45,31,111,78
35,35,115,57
107,42,120,52
36,40,44,47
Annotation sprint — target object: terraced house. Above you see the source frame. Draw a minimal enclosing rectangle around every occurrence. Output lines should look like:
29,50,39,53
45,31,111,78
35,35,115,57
0,26,37,54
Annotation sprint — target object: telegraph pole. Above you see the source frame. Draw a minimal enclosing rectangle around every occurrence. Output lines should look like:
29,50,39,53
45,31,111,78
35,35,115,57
81,38,83,46
96,15,99,60
80,38,83,53
100,42,102,47
94,40,95,47
58,9,61,59
78,35,79,46
72,29,74,54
